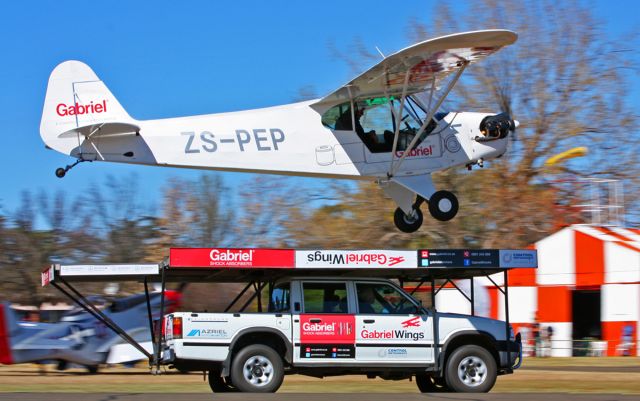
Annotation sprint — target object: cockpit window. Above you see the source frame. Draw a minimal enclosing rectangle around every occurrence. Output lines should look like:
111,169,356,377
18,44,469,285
322,96,440,153
322,102,352,130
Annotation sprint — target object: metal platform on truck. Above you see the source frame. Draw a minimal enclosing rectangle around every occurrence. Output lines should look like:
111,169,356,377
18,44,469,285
42,248,537,372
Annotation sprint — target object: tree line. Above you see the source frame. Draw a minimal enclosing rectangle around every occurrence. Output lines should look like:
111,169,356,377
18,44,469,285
1,0,637,307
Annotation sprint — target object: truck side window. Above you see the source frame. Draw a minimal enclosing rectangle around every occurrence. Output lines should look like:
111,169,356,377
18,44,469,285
302,282,348,314
269,283,290,313
356,283,417,315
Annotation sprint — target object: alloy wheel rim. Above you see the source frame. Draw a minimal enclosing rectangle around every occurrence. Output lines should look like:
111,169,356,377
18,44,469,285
457,356,487,387
243,355,274,386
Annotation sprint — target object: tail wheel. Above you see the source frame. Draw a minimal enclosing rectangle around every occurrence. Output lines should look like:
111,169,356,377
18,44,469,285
394,207,423,233
428,190,459,221
230,344,284,393
208,370,236,393
445,345,497,393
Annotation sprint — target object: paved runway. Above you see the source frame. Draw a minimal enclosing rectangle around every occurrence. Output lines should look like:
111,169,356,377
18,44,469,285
1,394,638,401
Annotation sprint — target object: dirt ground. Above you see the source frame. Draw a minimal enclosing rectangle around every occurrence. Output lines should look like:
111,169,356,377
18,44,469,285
0,358,638,393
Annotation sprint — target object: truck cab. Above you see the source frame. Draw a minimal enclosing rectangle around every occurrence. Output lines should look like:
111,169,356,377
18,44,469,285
162,277,521,393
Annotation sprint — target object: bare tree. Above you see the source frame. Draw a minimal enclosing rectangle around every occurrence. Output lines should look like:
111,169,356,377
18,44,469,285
304,0,638,248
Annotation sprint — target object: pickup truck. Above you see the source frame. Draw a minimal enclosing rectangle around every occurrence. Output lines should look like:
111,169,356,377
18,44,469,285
162,277,521,393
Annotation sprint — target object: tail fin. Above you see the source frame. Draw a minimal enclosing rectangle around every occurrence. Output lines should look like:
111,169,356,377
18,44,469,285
40,61,135,155
0,303,17,364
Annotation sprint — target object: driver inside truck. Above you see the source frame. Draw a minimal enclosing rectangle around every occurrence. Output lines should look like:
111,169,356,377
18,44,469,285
358,285,392,314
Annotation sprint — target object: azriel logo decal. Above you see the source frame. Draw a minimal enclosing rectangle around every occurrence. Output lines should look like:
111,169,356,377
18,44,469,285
401,316,421,328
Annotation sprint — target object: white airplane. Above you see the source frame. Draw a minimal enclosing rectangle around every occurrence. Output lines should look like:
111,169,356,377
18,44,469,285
40,30,517,233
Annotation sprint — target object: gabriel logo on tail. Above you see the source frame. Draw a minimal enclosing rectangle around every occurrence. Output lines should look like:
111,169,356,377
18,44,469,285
56,100,107,117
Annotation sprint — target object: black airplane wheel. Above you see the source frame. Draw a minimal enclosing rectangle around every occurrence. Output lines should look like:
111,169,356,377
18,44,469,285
428,190,459,221
394,207,423,233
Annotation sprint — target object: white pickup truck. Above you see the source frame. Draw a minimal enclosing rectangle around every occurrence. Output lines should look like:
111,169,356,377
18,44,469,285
162,277,521,393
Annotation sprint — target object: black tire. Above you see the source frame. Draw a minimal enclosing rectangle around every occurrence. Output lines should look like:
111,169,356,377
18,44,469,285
393,207,423,233
55,168,66,178
230,344,284,393
428,190,459,221
208,370,235,393
85,365,99,374
416,374,449,393
445,345,497,393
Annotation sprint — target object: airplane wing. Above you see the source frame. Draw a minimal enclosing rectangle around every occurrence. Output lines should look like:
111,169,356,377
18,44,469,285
314,29,517,105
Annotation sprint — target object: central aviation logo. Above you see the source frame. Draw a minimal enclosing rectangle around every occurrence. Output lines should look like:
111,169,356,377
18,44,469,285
306,251,404,267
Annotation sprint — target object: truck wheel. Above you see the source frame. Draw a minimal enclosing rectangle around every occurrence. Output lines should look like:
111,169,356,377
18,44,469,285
415,374,449,392
445,345,496,393
230,344,284,393
208,370,235,393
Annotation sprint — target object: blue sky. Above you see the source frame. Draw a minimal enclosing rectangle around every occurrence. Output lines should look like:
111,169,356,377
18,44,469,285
0,0,638,219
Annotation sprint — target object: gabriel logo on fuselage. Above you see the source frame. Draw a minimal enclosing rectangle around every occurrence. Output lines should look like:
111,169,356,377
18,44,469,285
395,145,434,158
56,100,107,117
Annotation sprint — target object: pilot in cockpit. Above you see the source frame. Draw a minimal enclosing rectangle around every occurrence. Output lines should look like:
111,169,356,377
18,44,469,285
335,105,381,150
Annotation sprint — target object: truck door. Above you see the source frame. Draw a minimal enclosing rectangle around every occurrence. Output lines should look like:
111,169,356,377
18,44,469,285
292,281,356,364
354,282,433,364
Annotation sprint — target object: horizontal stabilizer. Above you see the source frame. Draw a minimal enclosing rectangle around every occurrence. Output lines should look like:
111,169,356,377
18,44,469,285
58,122,140,139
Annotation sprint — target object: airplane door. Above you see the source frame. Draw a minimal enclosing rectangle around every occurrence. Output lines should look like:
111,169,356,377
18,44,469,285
354,282,433,363
292,281,356,364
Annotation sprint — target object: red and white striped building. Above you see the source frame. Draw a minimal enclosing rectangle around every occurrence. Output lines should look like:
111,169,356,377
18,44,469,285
435,225,639,356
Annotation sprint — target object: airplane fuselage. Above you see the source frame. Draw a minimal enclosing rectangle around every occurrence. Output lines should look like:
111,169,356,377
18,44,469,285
58,100,506,180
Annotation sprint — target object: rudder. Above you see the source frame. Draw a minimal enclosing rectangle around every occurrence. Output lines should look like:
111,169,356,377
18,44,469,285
40,61,135,155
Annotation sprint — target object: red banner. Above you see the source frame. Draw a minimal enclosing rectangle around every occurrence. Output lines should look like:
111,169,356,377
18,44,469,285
299,314,356,344
169,248,295,268
41,266,54,286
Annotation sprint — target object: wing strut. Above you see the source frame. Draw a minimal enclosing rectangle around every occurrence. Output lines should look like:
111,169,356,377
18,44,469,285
387,68,411,175
387,61,468,178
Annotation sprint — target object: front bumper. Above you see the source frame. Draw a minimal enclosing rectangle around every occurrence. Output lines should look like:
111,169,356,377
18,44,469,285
499,333,522,371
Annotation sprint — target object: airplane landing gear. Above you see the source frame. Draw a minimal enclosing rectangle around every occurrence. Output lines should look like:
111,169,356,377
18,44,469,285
428,190,459,221
394,207,423,233
392,191,459,233
55,159,86,178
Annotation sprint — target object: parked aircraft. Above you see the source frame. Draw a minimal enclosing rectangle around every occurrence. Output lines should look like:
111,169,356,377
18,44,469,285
0,291,181,372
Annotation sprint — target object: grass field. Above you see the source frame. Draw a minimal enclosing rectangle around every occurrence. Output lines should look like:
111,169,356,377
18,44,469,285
0,358,639,393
